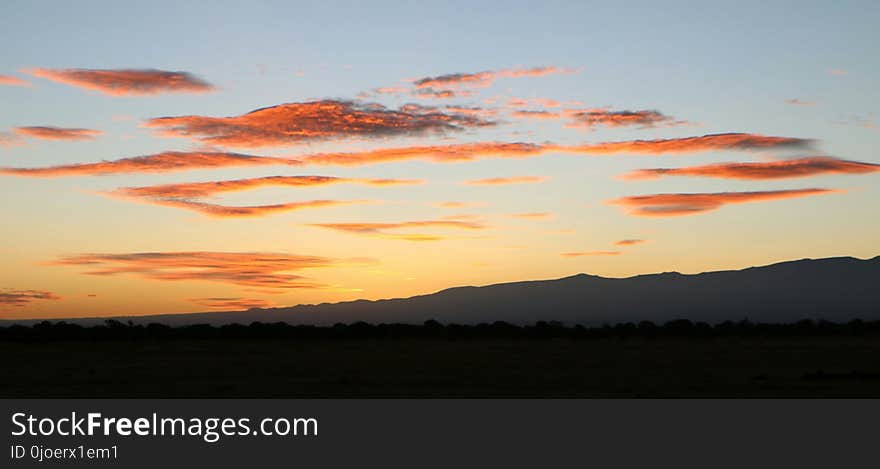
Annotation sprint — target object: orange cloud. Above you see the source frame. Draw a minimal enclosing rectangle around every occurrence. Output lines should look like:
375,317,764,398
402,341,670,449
413,71,493,89
621,157,880,181
106,196,364,218
441,214,482,221
0,132,24,148
3,133,808,178
413,66,575,90
301,134,809,167
561,133,811,155
506,97,565,108
609,188,839,217
464,176,548,185
376,233,447,242
0,74,29,86
373,86,408,95
145,100,494,148
25,68,214,96
0,151,300,177
509,107,688,129
442,106,499,118
511,110,562,119
111,175,423,199
509,212,553,219
435,201,484,208
396,102,500,119
311,220,485,232
310,219,486,241
615,239,646,246
14,126,102,141
565,109,685,129
414,88,466,99
561,251,621,257
499,67,577,79
785,98,815,106
52,251,361,291
102,175,397,218
0,289,61,308
303,142,544,166
188,297,273,310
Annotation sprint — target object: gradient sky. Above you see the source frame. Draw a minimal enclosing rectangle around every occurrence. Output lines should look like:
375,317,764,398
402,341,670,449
1,1,878,319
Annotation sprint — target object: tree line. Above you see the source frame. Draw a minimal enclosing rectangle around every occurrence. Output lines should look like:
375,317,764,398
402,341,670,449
1,318,880,341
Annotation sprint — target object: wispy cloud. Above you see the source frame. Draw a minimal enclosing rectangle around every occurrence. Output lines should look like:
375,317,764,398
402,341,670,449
373,86,408,95
442,106,499,118
561,251,621,257
506,97,567,108
0,151,300,177
621,157,880,181
564,133,811,154
0,74,29,87
303,142,544,166
413,66,576,90
103,195,365,218
25,68,214,96
441,214,482,221
145,100,494,148
102,174,402,218
509,107,690,129
784,98,815,106
509,212,553,219
52,252,366,291
0,289,61,308
414,88,466,99
615,239,646,246
565,109,687,130
363,86,473,100
609,188,839,217
464,176,548,185
309,219,487,241
435,201,484,209
111,175,423,199
188,297,273,310
2,133,808,178
300,133,810,167
511,110,563,120
0,132,24,148
14,126,102,141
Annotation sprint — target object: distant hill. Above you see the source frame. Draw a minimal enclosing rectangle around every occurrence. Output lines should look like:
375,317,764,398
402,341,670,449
6,256,879,326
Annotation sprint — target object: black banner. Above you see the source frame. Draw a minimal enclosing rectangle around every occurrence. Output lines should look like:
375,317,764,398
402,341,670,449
2,399,877,468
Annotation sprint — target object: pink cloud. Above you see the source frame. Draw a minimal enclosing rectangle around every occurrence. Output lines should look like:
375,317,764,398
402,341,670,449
609,188,840,217
413,66,577,90
561,251,621,257
0,74,29,87
25,68,214,96
463,175,548,185
0,151,301,177
53,251,369,291
14,126,102,141
621,157,879,181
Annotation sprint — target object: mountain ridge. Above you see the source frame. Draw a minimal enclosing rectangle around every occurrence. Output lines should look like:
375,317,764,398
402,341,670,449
4,255,878,326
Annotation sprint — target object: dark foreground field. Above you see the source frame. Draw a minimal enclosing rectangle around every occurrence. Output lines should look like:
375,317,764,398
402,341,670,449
3,321,880,397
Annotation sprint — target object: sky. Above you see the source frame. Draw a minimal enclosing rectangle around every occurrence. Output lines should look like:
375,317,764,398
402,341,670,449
1,0,878,319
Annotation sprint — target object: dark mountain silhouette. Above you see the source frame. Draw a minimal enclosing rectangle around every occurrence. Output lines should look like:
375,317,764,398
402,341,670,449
5,255,879,326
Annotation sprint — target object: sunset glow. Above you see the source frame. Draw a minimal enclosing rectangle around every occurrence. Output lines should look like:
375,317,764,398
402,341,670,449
1,1,877,320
